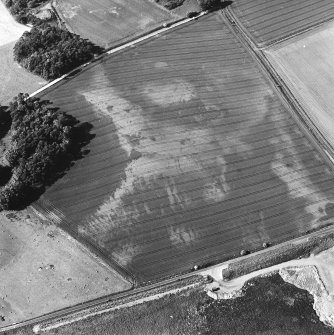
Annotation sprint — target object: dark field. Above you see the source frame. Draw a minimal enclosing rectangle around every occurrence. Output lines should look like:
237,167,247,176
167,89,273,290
34,13,334,283
231,0,334,46
55,0,174,48
9,274,334,334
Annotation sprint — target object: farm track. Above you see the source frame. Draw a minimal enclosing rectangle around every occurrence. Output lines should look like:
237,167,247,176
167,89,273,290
30,12,334,284
231,0,334,47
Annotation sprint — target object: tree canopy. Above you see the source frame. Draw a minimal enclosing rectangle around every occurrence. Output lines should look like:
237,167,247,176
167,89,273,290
14,24,103,80
4,0,49,24
0,93,93,210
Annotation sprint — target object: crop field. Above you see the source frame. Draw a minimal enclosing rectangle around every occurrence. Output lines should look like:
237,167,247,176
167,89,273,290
231,0,334,46
265,21,334,151
54,0,175,48
34,13,334,283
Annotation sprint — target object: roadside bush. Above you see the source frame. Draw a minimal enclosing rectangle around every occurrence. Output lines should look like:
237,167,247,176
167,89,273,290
198,0,221,11
155,0,185,10
0,93,93,210
14,24,104,80
187,11,199,18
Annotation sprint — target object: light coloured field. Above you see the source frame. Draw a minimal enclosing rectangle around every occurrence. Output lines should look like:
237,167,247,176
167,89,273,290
265,21,334,149
55,0,175,48
0,0,27,47
0,3,45,104
0,209,130,326
0,42,46,104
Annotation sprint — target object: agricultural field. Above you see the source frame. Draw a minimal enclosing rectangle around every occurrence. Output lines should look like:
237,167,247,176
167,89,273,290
0,209,130,326
230,0,334,46
0,1,45,104
265,21,334,151
34,13,334,284
54,0,176,48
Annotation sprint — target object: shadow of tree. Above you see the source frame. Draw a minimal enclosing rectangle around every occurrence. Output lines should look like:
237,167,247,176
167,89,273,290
203,0,232,12
0,99,95,210
0,106,11,140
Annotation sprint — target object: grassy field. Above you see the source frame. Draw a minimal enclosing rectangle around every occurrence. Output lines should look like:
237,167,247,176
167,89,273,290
0,42,45,105
33,13,334,283
231,0,334,46
0,209,130,326
54,0,176,48
0,2,46,104
264,22,334,151
0,0,27,45
9,274,334,334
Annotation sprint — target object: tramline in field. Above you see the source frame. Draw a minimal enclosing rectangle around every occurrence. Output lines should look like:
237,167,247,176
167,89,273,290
230,0,334,46
34,13,334,283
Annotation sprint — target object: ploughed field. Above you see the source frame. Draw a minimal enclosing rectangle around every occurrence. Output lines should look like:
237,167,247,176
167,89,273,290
265,21,334,152
34,13,334,283
231,0,334,46
55,0,174,48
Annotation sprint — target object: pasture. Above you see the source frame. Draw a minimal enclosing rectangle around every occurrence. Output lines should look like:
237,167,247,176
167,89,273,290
265,21,334,151
231,0,334,46
0,210,130,326
54,0,175,48
35,13,334,283
0,42,45,105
